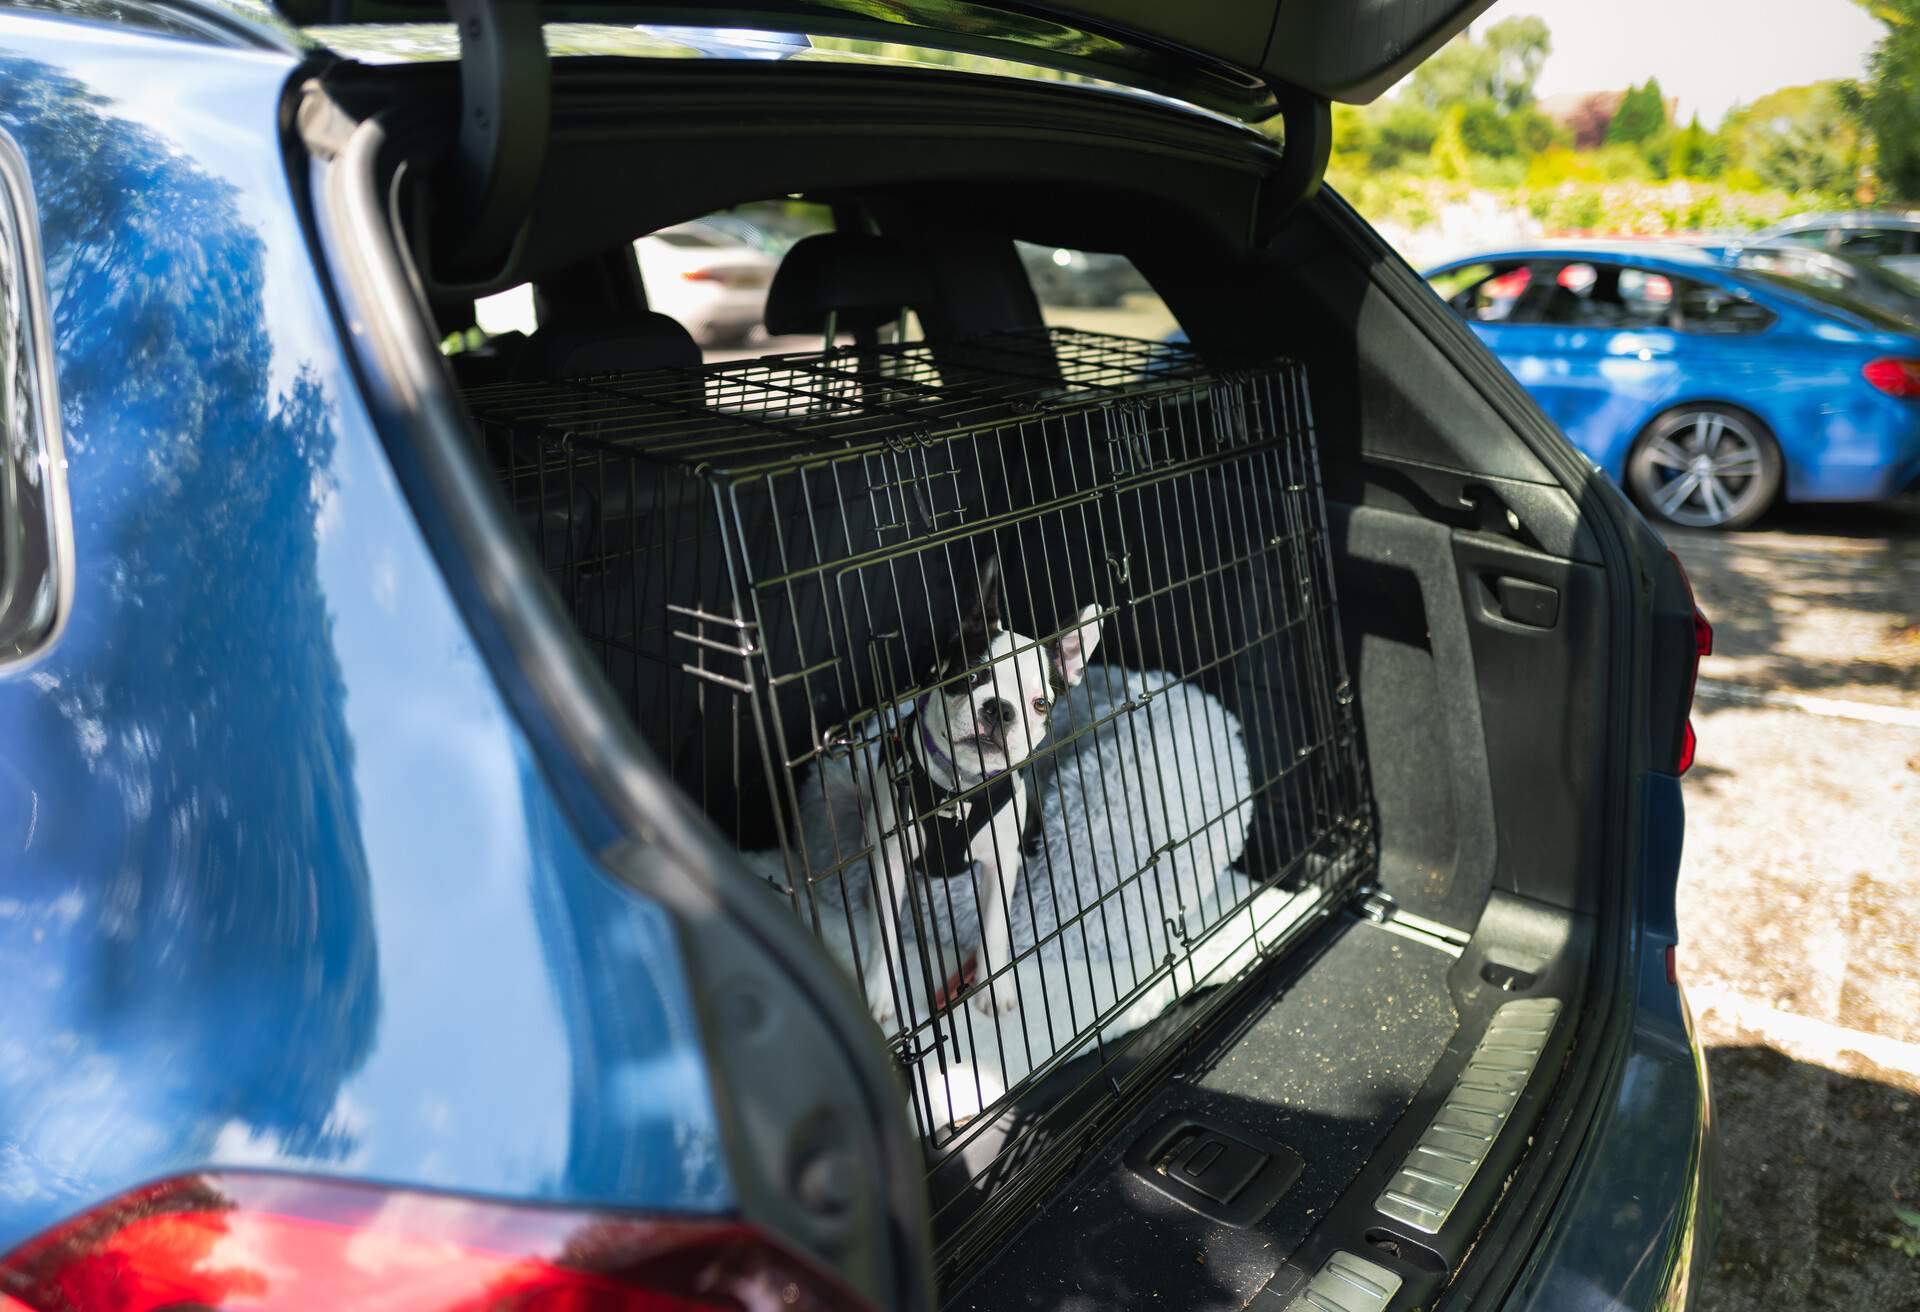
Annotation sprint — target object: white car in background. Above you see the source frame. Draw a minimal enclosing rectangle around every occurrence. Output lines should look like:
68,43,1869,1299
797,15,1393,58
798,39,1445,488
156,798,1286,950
634,221,776,346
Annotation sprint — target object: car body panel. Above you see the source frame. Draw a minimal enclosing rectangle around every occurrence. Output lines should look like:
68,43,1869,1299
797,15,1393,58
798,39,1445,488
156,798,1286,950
1501,773,1716,1312
1427,245,1920,505
1722,242,1920,332
0,15,729,1255
0,8,1722,1310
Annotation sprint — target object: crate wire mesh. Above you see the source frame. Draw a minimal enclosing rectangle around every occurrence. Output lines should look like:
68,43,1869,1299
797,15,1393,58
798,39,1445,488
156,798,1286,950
461,326,1372,1267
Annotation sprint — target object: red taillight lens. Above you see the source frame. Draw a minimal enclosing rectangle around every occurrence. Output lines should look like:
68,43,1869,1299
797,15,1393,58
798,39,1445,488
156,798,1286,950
681,267,725,283
1668,551,1713,775
0,1176,869,1312
1862,357,1920,398
1692,605,1714,660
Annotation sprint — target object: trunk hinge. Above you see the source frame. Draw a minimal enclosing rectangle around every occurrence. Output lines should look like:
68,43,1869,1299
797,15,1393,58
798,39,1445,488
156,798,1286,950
1255,84,1329,246
437,0,549,280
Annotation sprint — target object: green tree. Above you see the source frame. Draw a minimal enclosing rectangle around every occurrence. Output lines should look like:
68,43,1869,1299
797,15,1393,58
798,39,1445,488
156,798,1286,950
1410,16,1551,111
1484,16,1553,110
1723,83,1866,195
1410,32,1496,109
1838,0,1920,198
1607,78,1667,145
1369,100,1442,168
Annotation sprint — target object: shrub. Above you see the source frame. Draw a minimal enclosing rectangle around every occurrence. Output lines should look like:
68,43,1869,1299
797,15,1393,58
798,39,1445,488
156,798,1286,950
1457,99,1518,158
1429,105,1474,180
1720,82,1866,198
1329,173,1822,242
1374,100,1442,168
1509,106,1569,156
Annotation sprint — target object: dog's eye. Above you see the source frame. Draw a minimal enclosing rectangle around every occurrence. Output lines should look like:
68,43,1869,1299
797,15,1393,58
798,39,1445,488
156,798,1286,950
1032,697,1051,716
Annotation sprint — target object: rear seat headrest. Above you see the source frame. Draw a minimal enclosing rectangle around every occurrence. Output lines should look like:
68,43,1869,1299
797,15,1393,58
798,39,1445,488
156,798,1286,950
511,310,701,380
763,233,935,336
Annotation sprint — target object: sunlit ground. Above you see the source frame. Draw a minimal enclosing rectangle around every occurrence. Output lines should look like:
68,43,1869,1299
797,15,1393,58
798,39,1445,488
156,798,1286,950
1669,501,1920,1308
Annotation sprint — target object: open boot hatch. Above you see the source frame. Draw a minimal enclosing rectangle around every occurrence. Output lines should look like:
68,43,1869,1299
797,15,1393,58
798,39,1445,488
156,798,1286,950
290,4,1644,1306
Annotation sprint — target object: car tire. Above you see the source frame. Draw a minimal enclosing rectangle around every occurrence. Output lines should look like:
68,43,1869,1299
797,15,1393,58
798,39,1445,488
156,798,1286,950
1625,404,1783,531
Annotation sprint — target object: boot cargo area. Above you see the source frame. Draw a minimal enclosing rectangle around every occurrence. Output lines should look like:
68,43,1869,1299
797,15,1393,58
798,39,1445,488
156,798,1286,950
310,50,1615,1307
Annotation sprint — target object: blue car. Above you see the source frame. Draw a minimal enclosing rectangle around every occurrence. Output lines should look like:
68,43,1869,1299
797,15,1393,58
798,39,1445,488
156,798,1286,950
1426,242,1920,529
0,2,1715,1310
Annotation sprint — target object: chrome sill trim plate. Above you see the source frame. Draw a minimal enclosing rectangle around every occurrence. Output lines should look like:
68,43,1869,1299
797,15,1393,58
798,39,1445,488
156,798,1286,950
1285,1251,1404,1312
1374,997,1562,1234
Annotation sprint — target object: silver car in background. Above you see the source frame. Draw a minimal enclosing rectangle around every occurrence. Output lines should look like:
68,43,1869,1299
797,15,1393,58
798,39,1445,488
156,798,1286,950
1740,210,1920,281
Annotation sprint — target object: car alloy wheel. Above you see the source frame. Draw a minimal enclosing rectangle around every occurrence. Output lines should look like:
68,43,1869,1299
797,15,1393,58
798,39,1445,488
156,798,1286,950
1627,405,1781,530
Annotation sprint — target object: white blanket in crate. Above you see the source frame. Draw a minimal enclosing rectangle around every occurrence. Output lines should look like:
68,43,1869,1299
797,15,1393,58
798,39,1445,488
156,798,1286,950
752,668,1316,1134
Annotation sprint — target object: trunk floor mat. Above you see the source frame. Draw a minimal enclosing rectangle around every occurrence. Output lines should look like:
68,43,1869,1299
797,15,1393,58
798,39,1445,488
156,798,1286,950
948,918,1459,1311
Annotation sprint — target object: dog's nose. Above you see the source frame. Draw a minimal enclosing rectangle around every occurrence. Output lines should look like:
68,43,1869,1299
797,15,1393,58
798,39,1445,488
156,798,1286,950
979,698,1016,730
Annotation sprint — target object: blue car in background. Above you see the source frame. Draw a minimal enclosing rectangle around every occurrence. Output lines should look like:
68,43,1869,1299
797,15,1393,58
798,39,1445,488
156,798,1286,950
1425,242,1920,529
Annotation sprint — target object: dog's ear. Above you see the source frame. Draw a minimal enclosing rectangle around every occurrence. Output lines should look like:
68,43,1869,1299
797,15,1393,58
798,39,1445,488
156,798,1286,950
962,553,1005,641
940,554,1005,673
1051,603,1103,690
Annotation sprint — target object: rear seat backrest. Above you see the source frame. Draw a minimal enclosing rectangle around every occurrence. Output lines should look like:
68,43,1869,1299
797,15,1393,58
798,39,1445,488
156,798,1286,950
497,310,703,688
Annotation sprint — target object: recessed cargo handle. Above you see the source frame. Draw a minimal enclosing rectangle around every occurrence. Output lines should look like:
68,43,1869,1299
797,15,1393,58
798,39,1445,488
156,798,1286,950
1125,1112,1305,1226
1154,1127,1268,1204
1488,575,1560,630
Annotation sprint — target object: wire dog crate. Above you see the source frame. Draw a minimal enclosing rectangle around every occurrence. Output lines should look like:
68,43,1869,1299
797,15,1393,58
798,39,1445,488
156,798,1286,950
461,326,1372,1273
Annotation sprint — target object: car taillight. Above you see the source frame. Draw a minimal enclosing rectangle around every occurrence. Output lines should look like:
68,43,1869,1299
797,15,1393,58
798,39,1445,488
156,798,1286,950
1862,357,1920,398
1668,550,1713,775
682,267,726,282
0,1175,870,1312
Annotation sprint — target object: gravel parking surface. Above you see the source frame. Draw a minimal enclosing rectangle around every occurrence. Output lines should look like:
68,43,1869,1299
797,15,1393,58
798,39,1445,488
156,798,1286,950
1669,499,1920,1311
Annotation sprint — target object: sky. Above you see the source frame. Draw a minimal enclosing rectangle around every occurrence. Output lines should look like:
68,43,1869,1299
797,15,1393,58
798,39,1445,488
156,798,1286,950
1485,0,1886,126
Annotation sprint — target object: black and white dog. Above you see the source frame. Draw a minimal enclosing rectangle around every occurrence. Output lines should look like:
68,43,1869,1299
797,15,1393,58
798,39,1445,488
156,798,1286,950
774,556,1102,1024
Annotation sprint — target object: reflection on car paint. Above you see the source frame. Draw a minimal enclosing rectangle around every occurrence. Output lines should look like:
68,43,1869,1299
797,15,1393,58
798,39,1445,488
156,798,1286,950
0,21,726,1255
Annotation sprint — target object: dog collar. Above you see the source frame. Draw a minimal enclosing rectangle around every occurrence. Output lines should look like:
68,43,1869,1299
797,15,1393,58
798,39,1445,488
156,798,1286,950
891,717,1019,883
